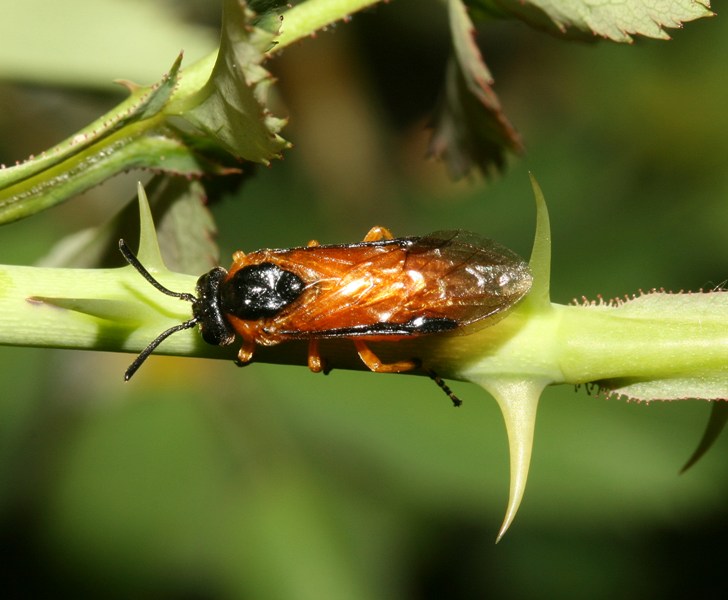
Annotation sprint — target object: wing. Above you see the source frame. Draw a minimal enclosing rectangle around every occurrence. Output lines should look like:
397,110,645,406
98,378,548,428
268,231,532,339
403,230,533,326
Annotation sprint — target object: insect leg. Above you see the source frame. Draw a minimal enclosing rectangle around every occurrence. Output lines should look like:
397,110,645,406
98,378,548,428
306,239,320,247
362,226,394,242
307,339,330,374
232,250,246,263
427,369,462,407
353,340,418,373
235,336,256,367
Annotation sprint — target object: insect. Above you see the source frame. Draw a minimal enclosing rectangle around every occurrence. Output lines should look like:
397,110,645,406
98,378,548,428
119,226,532,404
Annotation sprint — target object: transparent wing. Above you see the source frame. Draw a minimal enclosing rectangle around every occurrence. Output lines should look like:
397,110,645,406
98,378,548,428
271,231,532,338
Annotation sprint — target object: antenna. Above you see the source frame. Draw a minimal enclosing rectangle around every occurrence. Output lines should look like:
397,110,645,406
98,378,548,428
118,240,196,303
119,239,198,380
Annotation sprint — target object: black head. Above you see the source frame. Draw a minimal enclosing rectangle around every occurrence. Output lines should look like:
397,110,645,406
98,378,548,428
119,240,306,381
193,267,236,346
219,262,305,320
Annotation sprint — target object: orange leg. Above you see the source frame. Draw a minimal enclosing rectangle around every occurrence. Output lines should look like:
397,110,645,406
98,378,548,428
235,336,256,366
353,340,418,373
307,339,326,373
362,226,394,242
232,250,246,263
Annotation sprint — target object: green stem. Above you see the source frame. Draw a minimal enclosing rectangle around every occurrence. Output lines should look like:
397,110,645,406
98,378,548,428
270,0,384,54
0,264,200,357
2,260,728,396
0,0,386,224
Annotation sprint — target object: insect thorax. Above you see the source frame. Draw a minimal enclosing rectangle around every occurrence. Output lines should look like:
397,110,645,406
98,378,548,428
219,262,305,321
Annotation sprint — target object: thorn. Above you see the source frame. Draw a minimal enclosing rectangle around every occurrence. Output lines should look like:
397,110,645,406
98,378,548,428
681,401,728,473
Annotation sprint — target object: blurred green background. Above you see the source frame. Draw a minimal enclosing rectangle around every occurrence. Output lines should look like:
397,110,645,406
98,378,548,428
1,0,727,598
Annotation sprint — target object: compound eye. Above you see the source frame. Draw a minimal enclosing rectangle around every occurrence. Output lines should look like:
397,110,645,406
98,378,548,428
222,262,305,320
